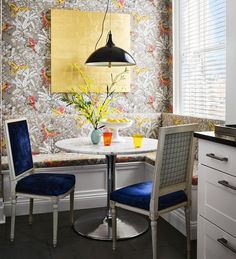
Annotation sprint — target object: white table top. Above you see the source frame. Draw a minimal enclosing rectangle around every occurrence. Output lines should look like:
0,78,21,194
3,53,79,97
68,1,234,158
55,137,158,156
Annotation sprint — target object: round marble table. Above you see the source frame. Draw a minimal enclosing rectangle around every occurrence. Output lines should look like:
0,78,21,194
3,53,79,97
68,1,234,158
55,137,158,240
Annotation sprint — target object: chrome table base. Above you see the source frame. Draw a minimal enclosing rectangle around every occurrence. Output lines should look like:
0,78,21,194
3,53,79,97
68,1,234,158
73,208,149,240
73,154,149,240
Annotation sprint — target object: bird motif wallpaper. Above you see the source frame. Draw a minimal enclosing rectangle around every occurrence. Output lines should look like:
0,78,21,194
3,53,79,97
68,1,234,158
2,0,173,155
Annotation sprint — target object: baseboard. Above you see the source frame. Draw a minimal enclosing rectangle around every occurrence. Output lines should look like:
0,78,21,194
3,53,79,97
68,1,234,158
2,161,146,218
3,190,107,217
0,198,6,224
3,194,197,240
162,209,197,240
2,161,198,240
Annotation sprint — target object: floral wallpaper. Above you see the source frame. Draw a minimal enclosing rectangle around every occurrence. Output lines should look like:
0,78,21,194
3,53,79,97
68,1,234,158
2,0,172,155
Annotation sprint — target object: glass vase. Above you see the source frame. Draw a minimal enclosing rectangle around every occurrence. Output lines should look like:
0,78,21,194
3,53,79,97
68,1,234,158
91,128,102,145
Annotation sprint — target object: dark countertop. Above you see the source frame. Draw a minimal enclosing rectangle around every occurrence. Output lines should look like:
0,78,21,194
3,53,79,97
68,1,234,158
194,131,236,148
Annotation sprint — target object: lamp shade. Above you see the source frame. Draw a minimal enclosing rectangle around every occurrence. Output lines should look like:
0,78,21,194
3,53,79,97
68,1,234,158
85,32,136,67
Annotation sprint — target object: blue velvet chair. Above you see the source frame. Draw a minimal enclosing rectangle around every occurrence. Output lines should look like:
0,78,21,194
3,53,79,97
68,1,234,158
111,124,197,259
4,118,76,247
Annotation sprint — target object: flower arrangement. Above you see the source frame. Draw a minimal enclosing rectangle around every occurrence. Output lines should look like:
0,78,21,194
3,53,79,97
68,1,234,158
61,64,128,130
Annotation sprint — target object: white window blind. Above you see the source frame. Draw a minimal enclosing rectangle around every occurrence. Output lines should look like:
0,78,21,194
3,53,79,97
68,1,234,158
179,0,226,120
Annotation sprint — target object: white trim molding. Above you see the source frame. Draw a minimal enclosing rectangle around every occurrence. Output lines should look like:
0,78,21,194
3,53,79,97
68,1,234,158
2,162,146,216
2,162,197,239
162,186,198,240
172,0,226,121
173,0,181,114
0,198,6,224
226,0,236,124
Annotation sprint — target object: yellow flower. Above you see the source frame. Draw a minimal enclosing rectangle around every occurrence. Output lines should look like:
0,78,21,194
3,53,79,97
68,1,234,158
61,64,128,130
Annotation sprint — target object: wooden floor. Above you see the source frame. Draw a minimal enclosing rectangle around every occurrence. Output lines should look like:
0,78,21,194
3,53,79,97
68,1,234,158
0,208,197,259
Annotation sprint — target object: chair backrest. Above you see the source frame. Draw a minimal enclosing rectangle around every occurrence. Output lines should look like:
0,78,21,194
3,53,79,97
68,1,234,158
150,124,197,212
4,118,33,181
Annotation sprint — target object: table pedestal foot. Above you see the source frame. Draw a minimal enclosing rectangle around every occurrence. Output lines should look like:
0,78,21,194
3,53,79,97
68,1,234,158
73,208,149,240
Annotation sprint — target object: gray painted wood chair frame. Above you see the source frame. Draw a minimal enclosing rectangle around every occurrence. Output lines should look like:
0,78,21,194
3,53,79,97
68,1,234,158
111,124,197,259
4,118,75,247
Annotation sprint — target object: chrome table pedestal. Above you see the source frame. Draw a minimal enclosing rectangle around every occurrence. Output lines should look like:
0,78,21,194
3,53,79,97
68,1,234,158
55,137,158,240
73,155,149,240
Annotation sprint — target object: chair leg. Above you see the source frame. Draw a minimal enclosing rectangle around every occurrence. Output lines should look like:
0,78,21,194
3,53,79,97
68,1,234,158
151,220,157,259
52,201,59,248
111,203,117,251
70,190,74,225
185,206,191,259
10,197,16,242
29,198,33,225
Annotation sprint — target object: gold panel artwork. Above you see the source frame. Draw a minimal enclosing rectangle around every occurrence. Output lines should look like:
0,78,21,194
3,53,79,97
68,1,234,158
51,9,131,93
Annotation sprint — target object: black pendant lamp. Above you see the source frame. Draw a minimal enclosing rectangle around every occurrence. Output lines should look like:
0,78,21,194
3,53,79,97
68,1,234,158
85,0,136,67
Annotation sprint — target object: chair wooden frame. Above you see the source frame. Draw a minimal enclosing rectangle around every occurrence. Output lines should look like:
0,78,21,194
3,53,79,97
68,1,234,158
4,118,75,247
111,124,197,259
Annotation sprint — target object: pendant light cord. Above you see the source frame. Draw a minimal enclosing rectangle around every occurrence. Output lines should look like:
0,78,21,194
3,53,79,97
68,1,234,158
94,0,110,50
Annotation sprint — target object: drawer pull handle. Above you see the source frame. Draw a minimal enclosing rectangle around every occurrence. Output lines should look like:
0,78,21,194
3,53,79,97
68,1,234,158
217,238,236,254
206,153,228,162
218,180,236,191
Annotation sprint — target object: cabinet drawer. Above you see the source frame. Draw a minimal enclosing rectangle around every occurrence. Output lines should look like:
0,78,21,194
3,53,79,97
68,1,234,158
198,216,236,259
198,164,236,237
199,139,236,177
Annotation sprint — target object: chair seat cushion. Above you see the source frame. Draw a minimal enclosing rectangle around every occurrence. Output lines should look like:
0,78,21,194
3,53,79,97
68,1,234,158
110,181,187,211
16,173,75,196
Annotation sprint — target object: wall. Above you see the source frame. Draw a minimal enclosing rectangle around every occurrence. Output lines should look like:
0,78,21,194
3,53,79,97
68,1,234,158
2,0,172,153
1,0,172,202
226,0,236,124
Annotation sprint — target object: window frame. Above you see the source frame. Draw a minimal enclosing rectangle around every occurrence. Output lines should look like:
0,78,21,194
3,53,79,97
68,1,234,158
173,0,181,115
173,0,226,120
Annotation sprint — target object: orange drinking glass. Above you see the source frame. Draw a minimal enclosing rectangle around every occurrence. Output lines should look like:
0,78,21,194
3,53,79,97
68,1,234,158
103,132,113,146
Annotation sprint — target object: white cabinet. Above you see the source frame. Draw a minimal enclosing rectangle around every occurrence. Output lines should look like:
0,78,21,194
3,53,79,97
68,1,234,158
197,138,236,259
198,216,236,259
199,140,236,177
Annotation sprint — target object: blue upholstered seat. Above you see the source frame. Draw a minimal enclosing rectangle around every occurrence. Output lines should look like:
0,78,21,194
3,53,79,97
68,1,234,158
16,173,75,196
111,125,196,259
110,181,187,211
5,118,76,247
